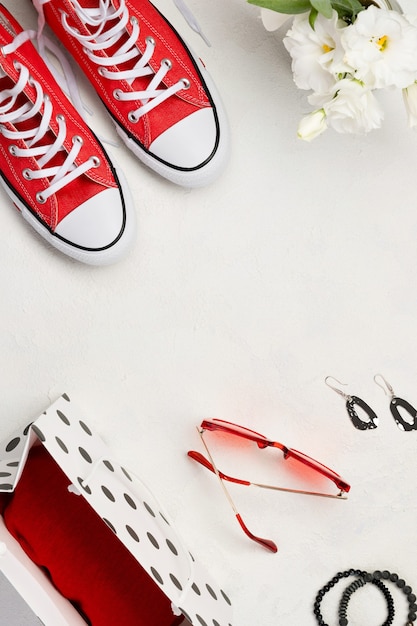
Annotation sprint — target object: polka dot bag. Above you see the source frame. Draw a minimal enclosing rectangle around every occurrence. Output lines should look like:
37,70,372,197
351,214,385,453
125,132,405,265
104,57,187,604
0,394,234,626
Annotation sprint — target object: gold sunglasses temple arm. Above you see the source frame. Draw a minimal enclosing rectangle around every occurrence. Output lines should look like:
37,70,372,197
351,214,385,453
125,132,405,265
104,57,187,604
196,427,240,515
196,427,279,552
250,481,348,499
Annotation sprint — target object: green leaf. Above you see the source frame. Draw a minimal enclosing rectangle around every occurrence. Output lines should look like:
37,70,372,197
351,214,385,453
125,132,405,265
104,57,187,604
331,0,365,20
248,0,312,15
309,6,318,27
310,0,333,18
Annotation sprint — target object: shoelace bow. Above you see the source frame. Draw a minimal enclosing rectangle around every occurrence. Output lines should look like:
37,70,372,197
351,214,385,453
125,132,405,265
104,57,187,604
0,30,100,204
58,0,193,121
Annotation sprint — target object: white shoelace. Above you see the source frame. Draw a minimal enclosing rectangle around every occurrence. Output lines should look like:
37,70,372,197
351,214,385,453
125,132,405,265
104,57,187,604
0,30,100,204
35,0,209,122
59,0,194,121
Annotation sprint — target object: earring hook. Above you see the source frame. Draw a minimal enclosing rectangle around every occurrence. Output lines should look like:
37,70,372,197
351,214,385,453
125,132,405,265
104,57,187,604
324,376,349,400
374,374,395,398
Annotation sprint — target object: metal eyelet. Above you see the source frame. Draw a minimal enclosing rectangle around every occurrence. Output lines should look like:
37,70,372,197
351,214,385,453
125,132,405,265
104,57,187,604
128,111,138,124
98,67,106,77
56,114,65,123
180,78,191,90
22,169,32,180
145,36,155,46
130,16,138,26
36,192,46,204
8,145,17,156
90,156,101,167
13,60,21,70
72,135,83,145
161,58,172,70
113,89,122,101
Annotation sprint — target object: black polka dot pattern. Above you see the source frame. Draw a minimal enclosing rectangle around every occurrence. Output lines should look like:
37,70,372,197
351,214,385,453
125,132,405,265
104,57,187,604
103,518,117,534
166,539,178,555
221,590,232,606
126,525,140,542
147,532,159,549
79,421,92,436
101,485,115,502
78,447,92,463
170,574,182,590
151,567,164,585
77,477,92,495
57,410,70,425
55,437,69,453
179,608,191,623
124,493,137,509
31,425,45,441
143,501,156,517
5,437,20,452
121,467,132,481
159,512,170,525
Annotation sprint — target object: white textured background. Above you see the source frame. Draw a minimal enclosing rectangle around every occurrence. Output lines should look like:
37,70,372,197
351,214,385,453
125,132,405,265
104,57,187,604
1,0,417,624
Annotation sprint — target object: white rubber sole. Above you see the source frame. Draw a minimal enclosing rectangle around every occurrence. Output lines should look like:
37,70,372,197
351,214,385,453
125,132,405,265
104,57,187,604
0,161,136,266
114,54,231,188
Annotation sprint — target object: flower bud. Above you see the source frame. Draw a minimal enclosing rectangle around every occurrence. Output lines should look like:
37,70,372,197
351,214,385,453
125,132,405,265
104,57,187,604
403,82,417,129
297,109,327,141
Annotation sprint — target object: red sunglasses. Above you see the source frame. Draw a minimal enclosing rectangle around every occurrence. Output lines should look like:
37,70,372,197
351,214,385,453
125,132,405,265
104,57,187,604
188,419,350,553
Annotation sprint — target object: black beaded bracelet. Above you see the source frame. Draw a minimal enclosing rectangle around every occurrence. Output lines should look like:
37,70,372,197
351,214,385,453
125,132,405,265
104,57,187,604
313,568,417,626
338,576,394,626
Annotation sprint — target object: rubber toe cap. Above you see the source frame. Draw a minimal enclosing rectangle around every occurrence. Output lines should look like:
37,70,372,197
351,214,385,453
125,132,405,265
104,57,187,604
149,108,218,169
55,187,126,250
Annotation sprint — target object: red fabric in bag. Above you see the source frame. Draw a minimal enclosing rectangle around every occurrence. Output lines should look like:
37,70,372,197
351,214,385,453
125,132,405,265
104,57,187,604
2,445,183,626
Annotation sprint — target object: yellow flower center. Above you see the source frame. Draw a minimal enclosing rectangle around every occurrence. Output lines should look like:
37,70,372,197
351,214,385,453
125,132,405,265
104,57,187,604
322,44,333,53
377,35,388,51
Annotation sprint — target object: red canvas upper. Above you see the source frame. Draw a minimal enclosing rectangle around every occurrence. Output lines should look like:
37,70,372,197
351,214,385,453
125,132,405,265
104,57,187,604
41,0,212,148
2,445,183,626
0,4,119,230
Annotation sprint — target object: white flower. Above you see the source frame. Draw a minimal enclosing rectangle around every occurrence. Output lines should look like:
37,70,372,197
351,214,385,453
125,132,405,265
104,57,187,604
341,6,417,89
325,79,384,134
297,108,328,141
284,11,351,94
403,81,417,128
309,77,384,134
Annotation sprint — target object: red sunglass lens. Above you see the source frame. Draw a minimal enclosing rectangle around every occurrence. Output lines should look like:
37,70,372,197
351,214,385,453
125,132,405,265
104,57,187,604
202,419,268,442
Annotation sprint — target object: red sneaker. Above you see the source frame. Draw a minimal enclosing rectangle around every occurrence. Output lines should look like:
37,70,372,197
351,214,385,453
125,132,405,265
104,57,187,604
0,4,134,265
34,0,230,187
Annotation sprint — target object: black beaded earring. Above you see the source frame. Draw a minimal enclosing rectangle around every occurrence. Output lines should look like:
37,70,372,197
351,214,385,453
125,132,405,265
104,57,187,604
374,374,417,431
325,376,379,431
